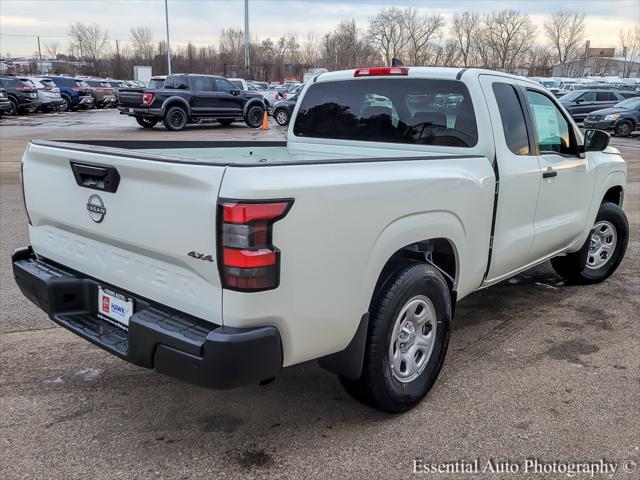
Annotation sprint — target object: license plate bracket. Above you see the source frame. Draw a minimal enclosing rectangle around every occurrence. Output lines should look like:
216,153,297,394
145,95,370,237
97,286,134,330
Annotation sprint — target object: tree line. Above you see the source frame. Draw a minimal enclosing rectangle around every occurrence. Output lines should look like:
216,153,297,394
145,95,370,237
45,8,640,79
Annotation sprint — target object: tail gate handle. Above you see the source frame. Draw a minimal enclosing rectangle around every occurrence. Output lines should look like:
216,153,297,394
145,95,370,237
70,161,121,193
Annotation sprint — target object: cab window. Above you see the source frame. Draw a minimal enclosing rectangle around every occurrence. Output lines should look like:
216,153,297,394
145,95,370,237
526,90,575,155
579,91,596,102
492,82,530,155
216,79,237,93
193,77,216,92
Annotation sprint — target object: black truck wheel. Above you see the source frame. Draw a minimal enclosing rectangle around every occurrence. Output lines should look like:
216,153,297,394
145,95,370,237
340,263,451,413
163,106,188,131
7,98,18,116
136,117,158,128
551,202,628,284
245,104,264,128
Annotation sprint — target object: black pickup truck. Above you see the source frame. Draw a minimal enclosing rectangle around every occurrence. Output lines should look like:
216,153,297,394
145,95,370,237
118,73,266,131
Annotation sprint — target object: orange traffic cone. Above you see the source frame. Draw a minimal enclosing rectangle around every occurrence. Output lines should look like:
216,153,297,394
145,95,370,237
261,110,269,130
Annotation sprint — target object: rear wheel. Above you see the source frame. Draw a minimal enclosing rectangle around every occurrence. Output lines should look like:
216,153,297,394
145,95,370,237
218,119,234,126
614,120,633,137
340,263,451,413
8,98,18,116
551,202,628,284
274,108,290,126
245,104,264,128
163,106,188,131
135,117,158,128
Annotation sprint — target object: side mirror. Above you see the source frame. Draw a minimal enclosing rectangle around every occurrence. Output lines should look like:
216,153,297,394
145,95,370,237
575,98,584,104
584,129,610,152
230,89,240,96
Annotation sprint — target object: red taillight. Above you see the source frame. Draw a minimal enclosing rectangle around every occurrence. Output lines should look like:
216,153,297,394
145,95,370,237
218,199,293,291
142,92,154,106
275,93,280,100
354,67,409,77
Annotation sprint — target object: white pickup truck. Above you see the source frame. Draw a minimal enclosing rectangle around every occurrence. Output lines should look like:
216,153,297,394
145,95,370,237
13,67,628,412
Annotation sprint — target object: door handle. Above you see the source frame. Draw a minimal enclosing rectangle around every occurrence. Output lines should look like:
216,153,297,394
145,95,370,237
542,167,558,179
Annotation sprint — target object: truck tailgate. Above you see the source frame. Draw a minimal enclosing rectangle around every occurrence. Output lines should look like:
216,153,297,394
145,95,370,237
22,142,225,325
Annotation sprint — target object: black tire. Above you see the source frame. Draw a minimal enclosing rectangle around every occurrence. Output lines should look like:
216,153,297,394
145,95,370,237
340,263,452,413
7,98,18,116
163,106,188,131
218,119,234,126
614,120,634,138
245,104,264,128
274,108,290,126
551,202,628,284
135,117,158,128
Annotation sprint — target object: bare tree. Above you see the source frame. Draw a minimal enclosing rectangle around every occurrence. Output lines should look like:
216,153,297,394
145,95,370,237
368,8,409,66
482,10,536,72
544,10,585,64
44,41,62,59
619,26,640,77
68,22,110,74
130,26,155,61
451,12,480,67
402,8,445,65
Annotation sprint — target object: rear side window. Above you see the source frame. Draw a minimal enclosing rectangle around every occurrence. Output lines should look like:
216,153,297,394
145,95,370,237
172,76,189,90
596,92,616,101
193,76,216,92
492,83,530,155
293,78,478,147
148,78,165,89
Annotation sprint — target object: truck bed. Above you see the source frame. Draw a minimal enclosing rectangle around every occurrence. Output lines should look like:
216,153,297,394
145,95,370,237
31,139,478,166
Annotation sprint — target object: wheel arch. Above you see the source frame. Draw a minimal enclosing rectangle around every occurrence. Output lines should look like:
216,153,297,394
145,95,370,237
242,97,265,117
161,96,190,115
318,214,463,380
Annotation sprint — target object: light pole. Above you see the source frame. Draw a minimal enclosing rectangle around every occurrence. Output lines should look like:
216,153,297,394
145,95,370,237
244,0,250,77
164,0,172,74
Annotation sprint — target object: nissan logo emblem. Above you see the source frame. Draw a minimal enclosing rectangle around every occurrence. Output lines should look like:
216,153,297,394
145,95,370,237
86,194,106,223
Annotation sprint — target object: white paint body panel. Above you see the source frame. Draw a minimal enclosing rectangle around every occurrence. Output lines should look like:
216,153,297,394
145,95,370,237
21,67,627,367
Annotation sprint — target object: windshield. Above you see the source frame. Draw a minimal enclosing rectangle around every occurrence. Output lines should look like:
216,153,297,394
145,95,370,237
615,97,640,109
294,78,478,147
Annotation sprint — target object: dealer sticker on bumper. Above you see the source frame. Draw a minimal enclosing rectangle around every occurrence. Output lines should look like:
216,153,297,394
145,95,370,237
98,286,134,329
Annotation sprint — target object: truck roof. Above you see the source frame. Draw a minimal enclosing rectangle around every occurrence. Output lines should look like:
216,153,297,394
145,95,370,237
314,66,529,85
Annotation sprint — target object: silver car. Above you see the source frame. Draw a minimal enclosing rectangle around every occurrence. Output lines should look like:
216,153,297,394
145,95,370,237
26,77,65,112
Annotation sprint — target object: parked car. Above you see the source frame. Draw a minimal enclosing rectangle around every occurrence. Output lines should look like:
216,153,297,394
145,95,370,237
84,79,117,108
118,73,266,130
560,89,629,121
251,80,269,90
584,96,640,137
0,75,40,115
44,76,94,111
272,94,298,125
0,86,11,115
147,76,166,89
284,83,304,99
14,67,628,413
228,78,281,108
26,77,65,112
528,77,561,96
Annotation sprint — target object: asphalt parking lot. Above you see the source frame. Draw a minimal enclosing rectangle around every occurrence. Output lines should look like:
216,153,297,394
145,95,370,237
1,109,639,479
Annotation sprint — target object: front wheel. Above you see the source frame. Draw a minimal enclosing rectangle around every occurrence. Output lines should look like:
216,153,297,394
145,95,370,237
340,263,451,413
135,117,158,128
551,202,628,284
245,104,264,128
614,120,634,138
163,106,188,131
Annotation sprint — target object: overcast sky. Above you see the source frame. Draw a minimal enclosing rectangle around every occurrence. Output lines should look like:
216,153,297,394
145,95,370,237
1,0,638,57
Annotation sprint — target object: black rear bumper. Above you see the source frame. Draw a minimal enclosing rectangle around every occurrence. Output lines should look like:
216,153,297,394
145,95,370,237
12,246,283,389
